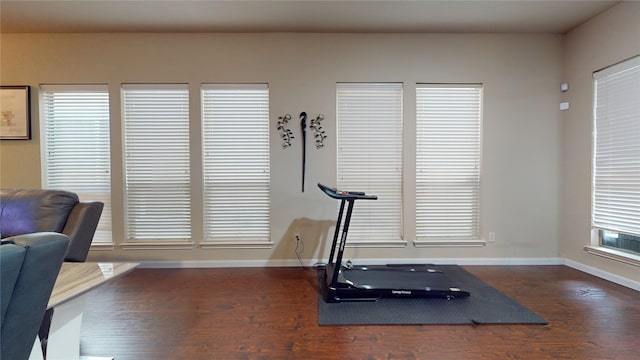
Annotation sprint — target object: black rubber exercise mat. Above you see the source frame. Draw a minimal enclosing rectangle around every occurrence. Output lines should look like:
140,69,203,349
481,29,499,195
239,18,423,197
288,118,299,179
317,265,547,325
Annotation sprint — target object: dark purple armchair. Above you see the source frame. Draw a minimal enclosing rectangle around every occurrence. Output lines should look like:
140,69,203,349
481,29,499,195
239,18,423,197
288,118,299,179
0,189,103,262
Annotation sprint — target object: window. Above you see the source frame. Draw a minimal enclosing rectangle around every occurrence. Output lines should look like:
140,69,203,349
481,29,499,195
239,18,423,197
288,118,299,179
593,55,640,255
122,84,191,243
336,83,404,244
201,84,271,246
415,84,482,243
40,84,112,246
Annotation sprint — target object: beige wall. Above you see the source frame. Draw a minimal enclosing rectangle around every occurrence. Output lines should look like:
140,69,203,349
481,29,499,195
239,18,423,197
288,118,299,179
1,32,563,264
562,2,640,281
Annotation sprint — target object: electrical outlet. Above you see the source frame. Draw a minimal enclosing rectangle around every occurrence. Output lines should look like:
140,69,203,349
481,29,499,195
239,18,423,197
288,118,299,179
294,233,301,243
488,232,496,243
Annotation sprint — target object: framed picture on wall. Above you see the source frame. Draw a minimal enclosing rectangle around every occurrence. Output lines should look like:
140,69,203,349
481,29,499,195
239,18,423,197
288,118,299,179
1,85,31,140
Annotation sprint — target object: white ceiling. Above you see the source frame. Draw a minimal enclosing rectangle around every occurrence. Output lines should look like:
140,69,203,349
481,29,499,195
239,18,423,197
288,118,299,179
0,0,621,34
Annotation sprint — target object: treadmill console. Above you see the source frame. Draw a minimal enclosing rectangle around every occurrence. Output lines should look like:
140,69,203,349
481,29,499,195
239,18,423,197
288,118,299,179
317,183,378,201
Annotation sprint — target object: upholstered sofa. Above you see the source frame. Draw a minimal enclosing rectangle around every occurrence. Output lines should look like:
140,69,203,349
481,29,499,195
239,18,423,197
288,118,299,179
0,189,104,262
1,232,69,360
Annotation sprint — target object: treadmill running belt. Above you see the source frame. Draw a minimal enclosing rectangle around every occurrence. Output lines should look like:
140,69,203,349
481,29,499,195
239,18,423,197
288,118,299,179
342,269,460,290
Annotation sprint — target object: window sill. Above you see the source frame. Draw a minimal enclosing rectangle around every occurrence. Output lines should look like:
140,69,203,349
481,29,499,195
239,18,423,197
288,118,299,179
584,245,640,267
90,244,115,251
201,241,273,249
120,241,195,250
345,240,408,248
414,239,486,247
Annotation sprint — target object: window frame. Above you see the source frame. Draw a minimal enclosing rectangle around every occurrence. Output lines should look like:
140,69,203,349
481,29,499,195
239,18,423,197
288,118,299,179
414,83,483,247
121,83,193,248
200,83,272,248
336,82,405,247
40,84,113,247
589,55,640,262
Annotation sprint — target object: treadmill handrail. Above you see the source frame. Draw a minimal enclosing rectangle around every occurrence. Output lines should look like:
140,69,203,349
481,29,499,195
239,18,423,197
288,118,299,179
317,183,378,201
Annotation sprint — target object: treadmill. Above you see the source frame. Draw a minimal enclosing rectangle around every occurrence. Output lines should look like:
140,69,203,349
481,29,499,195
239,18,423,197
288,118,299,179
318,183,470,303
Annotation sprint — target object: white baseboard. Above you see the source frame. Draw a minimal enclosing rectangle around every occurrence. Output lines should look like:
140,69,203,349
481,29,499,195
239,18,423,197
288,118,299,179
421,258,564,266
138,257,638,292
139,259,306,268
138,257,564,269
564,259,640,291
315,257,564,266
138,257,639,292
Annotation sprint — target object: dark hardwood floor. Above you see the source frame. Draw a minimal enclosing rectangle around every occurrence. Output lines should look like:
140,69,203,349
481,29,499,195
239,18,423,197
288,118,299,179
80,265,639,360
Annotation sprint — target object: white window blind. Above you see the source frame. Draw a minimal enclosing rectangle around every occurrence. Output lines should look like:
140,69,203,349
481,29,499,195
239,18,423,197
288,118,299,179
40,84,112,246
201,84,270,244
336,83,404,244
593,56,640,238
122,84,191,242
416,84,481,241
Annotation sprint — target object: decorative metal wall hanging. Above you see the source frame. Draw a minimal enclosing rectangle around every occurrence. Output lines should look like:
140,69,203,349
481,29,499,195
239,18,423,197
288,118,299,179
310,114,327,148
279,111,327,193
300,112,307,192
277,114,294,148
